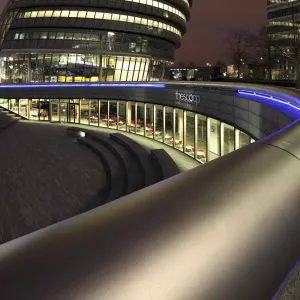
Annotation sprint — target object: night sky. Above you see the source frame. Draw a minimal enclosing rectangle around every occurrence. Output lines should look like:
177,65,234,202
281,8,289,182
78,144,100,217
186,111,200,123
175,0,267,66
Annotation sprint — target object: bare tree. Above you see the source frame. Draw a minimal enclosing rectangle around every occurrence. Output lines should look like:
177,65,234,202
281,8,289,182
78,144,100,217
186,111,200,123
226,31,250,78
247,27,278,81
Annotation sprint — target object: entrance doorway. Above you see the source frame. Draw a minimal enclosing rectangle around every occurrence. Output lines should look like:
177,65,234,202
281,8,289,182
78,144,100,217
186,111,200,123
50,102,59,122
69,103,79,123
59,102,68,123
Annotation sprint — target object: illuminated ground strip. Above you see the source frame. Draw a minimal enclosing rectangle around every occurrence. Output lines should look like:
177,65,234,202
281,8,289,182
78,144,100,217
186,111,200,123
238,90,300,112
0,83,166,88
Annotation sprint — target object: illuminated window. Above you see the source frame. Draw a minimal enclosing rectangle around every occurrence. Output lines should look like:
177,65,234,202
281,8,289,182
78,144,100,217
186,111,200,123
17,10,182,37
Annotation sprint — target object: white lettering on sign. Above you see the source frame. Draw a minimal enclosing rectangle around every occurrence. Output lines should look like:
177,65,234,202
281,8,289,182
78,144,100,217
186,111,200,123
175,91,201,104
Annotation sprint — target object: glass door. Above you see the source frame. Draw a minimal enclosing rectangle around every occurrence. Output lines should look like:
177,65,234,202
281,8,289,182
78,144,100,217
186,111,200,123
60,102,68,123
50,102,59,122
69,103,79,123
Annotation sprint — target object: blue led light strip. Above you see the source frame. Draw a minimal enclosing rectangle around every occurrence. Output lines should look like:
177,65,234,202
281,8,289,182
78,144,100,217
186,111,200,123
238,90,300,112
0,83,166,89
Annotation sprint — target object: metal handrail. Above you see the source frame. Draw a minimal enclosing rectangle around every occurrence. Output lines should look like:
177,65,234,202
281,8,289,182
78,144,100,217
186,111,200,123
1,117,300,299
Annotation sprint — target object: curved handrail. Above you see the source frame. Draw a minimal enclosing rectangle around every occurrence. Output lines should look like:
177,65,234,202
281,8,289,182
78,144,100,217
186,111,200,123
1,117,300,299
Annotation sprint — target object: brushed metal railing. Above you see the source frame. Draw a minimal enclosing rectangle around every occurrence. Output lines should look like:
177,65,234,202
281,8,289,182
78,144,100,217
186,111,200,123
1,119,300,299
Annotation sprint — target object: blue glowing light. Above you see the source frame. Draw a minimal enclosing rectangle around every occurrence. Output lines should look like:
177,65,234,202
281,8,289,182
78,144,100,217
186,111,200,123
0,83,166,89
238,90,300,112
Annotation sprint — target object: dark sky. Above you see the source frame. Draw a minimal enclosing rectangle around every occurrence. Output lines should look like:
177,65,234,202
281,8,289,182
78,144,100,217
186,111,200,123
175,0,267,65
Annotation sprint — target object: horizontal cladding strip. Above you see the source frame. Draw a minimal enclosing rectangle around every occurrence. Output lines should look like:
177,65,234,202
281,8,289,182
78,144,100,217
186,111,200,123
16,10,183,37
0,83,166,88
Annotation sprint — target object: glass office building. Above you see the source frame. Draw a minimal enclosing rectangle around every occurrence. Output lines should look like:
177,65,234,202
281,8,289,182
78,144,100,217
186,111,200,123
267,0,300,79
0,98,254,163
0,0,192,83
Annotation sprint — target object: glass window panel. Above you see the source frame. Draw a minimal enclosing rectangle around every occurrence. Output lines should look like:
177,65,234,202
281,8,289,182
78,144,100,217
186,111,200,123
19,99,28,118
86,11,95,18
29,99,39,120
65,32,73,39
209,118,220,161
223,123,234,155
175,109,183,151
197,114,207,162
164,106,173,146
145,103,154,139
109,100,117,129
56,32,65,39
52,11,61,17
32,32,40,39
37,11,45,17
239,131,250,148
80,99,89,125
127,16,134,23
95,12,103,19
103,13,112,20
44,10,53,17
90,100,99,126
69,11,78,17
31,11,38,17
61,10,69,17
154,104,163,142
112,14,119,21
100,100,108,128
126,101,136,133
49,32,56,39
120,15,127,22
118,101,126,131
185,111,195,158
39,100,49,121
78,11,86,18
73,33,82,40
40,32,48,39
82,33,90,40
136,102,145,136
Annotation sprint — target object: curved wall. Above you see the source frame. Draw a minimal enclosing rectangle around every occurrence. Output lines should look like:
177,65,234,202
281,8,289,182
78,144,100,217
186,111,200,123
0,82,299,163
0,82,298,139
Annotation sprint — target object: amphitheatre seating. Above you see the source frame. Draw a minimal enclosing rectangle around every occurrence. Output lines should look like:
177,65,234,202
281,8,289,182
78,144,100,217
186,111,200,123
151,149,180,180
67,127,144,195
66,127,180,204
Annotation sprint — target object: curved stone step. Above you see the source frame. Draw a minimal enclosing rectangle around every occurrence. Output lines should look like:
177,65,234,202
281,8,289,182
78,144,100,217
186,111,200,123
110,133,159,186
150,149,180,180
77,137,127,203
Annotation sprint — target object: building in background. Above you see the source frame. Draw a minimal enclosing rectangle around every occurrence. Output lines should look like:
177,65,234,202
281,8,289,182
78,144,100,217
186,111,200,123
0,0,192,83
267,0,300,80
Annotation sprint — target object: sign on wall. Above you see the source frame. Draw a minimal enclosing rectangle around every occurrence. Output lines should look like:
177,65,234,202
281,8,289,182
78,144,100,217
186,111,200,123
175,90,201,109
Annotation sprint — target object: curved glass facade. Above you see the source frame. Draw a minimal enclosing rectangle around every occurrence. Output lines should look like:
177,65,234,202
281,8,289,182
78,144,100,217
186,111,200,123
0,0,192,83
0,97,254,163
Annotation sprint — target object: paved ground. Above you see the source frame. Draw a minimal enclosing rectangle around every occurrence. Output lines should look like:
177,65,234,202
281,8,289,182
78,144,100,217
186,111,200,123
0,121,106,245
0,120,199,245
